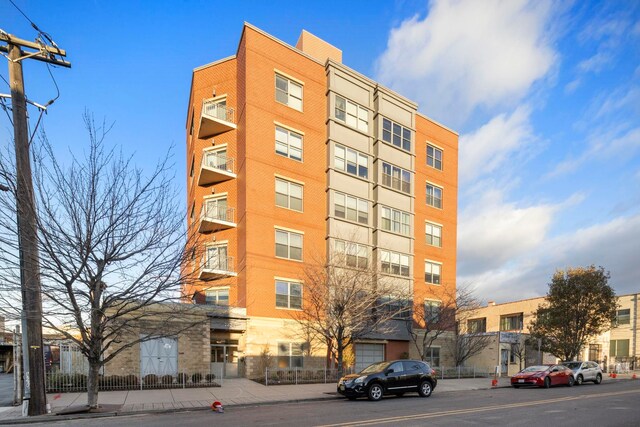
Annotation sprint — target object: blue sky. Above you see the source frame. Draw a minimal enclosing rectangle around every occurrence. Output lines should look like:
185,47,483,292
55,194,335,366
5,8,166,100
2,0,639,302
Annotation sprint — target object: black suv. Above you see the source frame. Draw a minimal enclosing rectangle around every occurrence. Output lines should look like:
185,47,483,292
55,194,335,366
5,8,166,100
337,360,437,401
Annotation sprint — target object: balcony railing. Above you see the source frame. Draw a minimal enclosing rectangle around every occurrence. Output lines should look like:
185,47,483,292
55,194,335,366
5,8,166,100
200,255,236,280
199,205,236,233
198,99,236,139
198,152,236,186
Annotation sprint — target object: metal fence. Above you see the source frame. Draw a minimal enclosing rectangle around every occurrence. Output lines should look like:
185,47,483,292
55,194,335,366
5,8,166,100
45,368,223,393
431,366,493,379
263,367,355,386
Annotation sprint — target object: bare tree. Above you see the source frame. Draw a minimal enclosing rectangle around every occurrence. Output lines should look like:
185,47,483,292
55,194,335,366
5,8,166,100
0,115,204,409
293,246,412,376
510,333,527,371
444,288,493,367
407,285,456,362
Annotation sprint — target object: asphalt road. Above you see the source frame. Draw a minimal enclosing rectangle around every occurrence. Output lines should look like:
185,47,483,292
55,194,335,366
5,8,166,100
24,380,640,426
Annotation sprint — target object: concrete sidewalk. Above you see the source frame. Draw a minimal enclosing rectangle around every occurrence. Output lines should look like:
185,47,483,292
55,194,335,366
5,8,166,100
0,373,635,424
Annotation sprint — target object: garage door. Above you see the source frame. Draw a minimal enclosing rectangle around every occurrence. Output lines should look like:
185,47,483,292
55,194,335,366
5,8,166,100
140,336,178,376
355,343,384,372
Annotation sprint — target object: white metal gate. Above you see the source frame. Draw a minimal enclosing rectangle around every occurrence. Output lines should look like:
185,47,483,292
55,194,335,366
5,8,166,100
140,336,178,376
355,344,384,372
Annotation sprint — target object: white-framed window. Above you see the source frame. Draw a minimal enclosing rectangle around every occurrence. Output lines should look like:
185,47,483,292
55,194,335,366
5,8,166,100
275,74,303,110
334,192,368,225
427,144,443,170
275,280,302,310
275,229,303,261
380,206,411,236
425,260,441,285
205,288,229,306
424,300,441,323
204,197,230,222
334,239,369,268
380,249,410,277
335,144,368,179
278,342,304,368
382,117,412,152
426,183,443,209
615,309,631,325
275,125,303,161
206,245,229,271
275,178,303,212
381,162,411,194
425,222,442,247
335,95,368,132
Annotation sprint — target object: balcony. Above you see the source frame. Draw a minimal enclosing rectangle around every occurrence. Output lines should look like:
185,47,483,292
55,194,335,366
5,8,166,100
198,99,236,139
198,152,236,186
200,255,237,280
199,205,236,233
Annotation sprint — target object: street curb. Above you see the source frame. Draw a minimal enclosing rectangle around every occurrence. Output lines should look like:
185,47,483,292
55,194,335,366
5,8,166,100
0,379,631,425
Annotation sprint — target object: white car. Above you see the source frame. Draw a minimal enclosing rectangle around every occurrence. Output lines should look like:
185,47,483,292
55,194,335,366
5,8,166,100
561,361,602,385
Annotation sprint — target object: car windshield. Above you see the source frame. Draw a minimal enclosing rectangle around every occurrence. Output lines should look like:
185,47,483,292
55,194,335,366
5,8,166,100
360,361,389,374
563,362,581,370
521,365,549,373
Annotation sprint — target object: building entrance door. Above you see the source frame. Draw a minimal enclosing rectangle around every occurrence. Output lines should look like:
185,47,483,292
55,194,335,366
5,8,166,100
500,349,509,376
211,344,238,378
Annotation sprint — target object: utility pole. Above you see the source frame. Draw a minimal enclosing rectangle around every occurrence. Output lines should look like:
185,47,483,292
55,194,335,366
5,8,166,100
0,32,70,416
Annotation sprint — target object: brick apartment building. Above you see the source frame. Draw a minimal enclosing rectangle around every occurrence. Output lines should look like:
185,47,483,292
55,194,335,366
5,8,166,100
184,23,458,377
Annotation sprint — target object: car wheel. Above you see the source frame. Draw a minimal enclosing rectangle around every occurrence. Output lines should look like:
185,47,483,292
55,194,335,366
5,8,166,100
512,384,520,389
576,375,583,385
367,383,383,401
567,376,575,387
594,374,602,384
418,380,433,397
394,392,405,397
543,377,551,389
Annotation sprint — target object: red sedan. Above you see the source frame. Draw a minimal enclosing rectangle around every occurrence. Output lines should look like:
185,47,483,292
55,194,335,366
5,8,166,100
511,364,575,388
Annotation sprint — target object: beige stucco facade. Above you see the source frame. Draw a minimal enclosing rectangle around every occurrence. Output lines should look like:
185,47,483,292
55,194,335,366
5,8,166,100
462,292,640,376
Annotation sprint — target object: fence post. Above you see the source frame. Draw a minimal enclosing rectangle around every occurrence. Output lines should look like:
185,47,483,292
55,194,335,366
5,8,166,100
295,367,298,385
458,365,461,379
140,372,143,391
324,367,327,384
265,368,268,387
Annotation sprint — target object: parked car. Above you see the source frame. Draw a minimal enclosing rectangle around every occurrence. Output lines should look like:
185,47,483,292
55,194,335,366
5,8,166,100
337,360,437,401
561,361,603,385
511,364,575,388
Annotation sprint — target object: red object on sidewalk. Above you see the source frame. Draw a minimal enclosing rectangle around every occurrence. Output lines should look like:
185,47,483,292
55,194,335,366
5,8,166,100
491,379,498,387
211,401,224,413
612,373,617,378
632,374,637,380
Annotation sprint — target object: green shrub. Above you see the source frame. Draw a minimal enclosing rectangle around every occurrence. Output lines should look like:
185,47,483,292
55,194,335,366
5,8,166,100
161,375,174,385
191,372,203,383
124,374,139,387
177,372,188,384
144,374,158,386
205,373,216,382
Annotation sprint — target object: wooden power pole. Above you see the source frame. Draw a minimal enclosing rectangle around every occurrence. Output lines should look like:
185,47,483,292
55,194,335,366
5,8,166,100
0,32,70,416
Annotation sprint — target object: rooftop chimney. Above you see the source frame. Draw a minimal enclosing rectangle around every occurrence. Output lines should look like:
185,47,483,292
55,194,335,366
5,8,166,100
295,30,342,64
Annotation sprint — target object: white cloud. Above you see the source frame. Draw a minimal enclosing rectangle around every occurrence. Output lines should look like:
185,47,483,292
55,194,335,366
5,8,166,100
546,126,640,179
375,0,557,124
459,106,535,184
457,189,560,275
459,214,640,302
